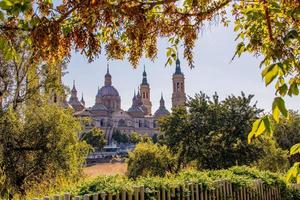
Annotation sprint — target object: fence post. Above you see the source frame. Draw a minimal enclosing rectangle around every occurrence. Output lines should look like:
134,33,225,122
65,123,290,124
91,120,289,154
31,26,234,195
167,189,171,200
108,192,113,200
43,197,50,200
101,192,107,200
134,187,140,200
190,184,194,200
140,186,145,200
121,190,126,200
128,190,133,200
74,196,81,200
162,188,166,200
83,194,90,200
64,193,71,200
53,195,60,200
93,193,99,200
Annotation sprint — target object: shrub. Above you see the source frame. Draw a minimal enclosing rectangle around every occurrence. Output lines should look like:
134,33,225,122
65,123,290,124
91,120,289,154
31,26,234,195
72,166,300,199
126,142,177,178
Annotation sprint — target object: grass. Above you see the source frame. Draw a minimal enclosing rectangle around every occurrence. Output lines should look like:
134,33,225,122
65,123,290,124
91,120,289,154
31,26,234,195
83,162,127,177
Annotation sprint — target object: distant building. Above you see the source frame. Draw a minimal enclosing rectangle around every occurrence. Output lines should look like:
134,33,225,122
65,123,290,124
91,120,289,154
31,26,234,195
68,57,186,141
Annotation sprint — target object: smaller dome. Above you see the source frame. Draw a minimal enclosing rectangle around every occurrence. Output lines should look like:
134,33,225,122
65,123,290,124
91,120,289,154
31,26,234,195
91,103,108,111
154,107,170,118
97,86,119,97
128,106,144,113
127,106,145,118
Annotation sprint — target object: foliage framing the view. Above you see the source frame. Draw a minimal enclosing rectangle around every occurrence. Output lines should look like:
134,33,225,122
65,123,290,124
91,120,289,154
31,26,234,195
0,0,230,67
0,0,299,183
232,0,300,181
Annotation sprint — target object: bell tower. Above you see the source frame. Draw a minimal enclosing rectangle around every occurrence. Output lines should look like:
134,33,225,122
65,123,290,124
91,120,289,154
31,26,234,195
172,54,186,108
140,65,152,115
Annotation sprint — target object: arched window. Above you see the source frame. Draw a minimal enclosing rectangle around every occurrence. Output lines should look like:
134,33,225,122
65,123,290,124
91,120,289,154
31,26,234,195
153,120,156,128
100,119,105,127
146,92,149,99
139,120,142,128
143,92,146,98
181,82,184,90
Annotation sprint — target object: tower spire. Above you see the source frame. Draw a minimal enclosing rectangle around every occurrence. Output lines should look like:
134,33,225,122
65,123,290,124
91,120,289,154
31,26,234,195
107,62,110,74
72,80,76,91
105,63,112,86
81,93,85,106
160,92,165,107
175,51,182,74
142,64,148,85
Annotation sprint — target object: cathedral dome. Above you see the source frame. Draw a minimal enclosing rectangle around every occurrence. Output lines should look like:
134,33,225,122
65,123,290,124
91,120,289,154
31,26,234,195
154,94,170,118
92,103,108,110
97,85,120,97
127,106,145,118
154,107,170,118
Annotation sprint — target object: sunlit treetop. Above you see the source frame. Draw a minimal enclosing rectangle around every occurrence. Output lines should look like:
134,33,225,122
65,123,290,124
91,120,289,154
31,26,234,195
0,0,230,66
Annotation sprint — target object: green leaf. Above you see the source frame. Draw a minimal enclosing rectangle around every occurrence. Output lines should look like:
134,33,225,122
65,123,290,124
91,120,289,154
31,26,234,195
278,84,288,96
272,97,288,122
262,64,279,86
290,143,300,155
286,162,300,183
288,82,299,96
0,0,13,9
248,116,273,143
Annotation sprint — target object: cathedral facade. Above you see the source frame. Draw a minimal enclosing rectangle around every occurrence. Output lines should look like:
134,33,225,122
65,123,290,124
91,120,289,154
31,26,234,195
68,57,186,140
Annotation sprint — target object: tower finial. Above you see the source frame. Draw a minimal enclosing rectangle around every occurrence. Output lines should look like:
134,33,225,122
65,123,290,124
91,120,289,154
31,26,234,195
142,65,148,85
107,62,109,74
71,80,77,92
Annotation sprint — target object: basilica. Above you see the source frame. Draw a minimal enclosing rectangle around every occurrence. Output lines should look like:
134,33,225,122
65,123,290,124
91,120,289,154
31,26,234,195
68,57,186,140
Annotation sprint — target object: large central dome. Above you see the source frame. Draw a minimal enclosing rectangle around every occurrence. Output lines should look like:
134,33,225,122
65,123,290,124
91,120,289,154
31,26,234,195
97,85,119,97
94,65,121,112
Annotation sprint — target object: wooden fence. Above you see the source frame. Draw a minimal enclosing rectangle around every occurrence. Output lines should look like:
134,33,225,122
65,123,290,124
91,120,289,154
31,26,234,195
33,180,283,200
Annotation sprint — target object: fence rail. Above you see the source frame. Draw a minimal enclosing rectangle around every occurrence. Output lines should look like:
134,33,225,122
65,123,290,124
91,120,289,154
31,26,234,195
33,180,283,200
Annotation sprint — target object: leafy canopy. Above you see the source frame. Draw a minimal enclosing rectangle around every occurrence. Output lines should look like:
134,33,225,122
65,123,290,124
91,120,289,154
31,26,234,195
159,92,264,170
0,0,230,66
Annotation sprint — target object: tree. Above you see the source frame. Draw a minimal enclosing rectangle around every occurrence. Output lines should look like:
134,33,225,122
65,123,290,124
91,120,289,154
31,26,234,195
127,142,176,179
272,111,300,164
0,103,90,198
0,0,229,66
129,132,142,144
273,111,300,151
80,128,107,151
159,92,264,170
255,140,290,173
112,129,130,144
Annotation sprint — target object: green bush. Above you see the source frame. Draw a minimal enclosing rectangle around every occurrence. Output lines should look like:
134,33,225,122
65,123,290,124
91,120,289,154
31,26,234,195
126,142,177,178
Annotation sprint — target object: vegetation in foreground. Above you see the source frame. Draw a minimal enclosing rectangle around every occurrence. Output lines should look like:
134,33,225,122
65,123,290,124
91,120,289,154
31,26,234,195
28,166,300,200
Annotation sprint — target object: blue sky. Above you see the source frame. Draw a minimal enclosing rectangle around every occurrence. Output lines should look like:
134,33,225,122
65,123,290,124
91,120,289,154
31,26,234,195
62,17,300,113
